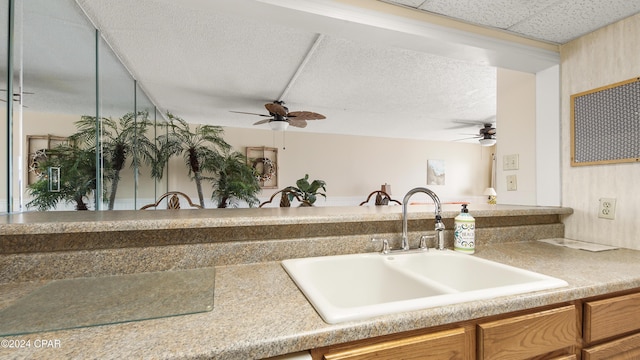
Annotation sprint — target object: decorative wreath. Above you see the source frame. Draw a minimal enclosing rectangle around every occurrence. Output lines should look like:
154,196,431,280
252,157,276,182
28,149,48,177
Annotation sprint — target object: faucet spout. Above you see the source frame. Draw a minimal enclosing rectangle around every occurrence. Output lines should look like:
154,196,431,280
402,187,445,250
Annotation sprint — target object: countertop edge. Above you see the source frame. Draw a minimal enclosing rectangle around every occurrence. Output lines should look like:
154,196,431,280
0,205,573,235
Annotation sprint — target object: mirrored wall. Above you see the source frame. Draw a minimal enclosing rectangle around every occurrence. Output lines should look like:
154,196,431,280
1,0,8,213
1,0,167,214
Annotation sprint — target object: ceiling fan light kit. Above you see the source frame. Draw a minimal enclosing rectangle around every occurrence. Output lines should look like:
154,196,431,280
269,121,289,131
479,138,496,146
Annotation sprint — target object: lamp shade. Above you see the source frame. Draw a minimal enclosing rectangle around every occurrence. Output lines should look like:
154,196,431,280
269,121,289,131
483,187,497,196
479,138,496,146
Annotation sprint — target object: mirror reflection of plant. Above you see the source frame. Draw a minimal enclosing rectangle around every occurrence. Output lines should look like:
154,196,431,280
72,111,155,210
154,112,231,207
287,174,327,205
26,143,97,211
209,149,261,208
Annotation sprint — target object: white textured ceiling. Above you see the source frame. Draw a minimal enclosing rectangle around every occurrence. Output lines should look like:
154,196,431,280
40,0,640,142
384,0,640,44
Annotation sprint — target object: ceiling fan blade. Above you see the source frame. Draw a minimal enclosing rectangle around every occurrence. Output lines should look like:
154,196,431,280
288,119,308,128
0,98,29,107
229,110,271,117
265,103,287,116
451,119,490,127
454,136,481,141
287,111,326,121
253,119,273,125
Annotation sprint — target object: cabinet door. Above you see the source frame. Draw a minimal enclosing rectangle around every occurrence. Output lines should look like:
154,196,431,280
318,327,468,360
583,332,640,360
584,292,640,343
477,305,577,360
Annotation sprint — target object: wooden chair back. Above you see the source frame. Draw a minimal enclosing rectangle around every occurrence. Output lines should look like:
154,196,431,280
359,190,401,206
140,191,203,210
259,188,312,207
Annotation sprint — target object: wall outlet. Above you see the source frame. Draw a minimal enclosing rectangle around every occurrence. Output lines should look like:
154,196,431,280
598,198,616,220
503,154,519,170
506,175,517,191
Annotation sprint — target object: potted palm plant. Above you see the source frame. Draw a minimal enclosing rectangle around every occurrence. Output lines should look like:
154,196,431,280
210,149,261,208
154,112,231,207
26,143,97,211
72,112,155,210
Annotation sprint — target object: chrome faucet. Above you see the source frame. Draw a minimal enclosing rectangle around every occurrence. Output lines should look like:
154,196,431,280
402,187,446,250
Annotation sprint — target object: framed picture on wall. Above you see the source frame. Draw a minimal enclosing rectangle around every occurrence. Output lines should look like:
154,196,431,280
246,146,278,189
427,159,445,185
26,135,69,185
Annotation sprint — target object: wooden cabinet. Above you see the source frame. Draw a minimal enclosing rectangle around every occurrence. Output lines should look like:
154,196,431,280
311,326,472,360
477,305,577,360
583,333,640,360
312,305,578,360
584,292,640,343
583,292,640,359
311,290,640,360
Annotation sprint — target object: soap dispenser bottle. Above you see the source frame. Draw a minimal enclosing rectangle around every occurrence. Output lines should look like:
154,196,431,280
454,204,475,254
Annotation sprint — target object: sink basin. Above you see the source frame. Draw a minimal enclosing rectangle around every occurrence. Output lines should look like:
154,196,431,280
282,250,567,324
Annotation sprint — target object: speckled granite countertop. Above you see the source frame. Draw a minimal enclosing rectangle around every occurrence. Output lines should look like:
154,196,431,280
0,204,572,235
1,240,639,360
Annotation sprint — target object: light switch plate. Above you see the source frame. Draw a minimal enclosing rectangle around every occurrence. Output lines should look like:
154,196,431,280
503,154,519,170
506,175,517,191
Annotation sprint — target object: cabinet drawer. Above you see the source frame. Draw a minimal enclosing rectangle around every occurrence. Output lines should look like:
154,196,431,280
477,305,577,360
584,292,640,343
583,332,640,360
319,327,468,360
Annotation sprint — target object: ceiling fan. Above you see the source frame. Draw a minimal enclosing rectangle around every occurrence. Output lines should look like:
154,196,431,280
456,122,497,146
230,100,326,131
0,89,34,107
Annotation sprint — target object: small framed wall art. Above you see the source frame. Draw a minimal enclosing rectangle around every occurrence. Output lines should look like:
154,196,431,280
427,159,445,185
246,146,278,189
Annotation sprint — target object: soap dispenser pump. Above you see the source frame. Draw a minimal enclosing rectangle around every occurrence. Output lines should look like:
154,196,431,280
454,204,475,254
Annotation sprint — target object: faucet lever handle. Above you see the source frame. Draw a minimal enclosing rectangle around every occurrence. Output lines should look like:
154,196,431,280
371,238,391,254
419,235,434,250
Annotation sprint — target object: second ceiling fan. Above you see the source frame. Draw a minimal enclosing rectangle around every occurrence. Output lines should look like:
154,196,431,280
454,120,497,146
231,100,326,131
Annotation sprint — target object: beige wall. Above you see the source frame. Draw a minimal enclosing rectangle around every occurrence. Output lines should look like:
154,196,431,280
221,127,493,207
495,68,537,206
560,13,640,249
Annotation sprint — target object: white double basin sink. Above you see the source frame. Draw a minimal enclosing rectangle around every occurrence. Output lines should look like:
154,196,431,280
282,250,568,324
